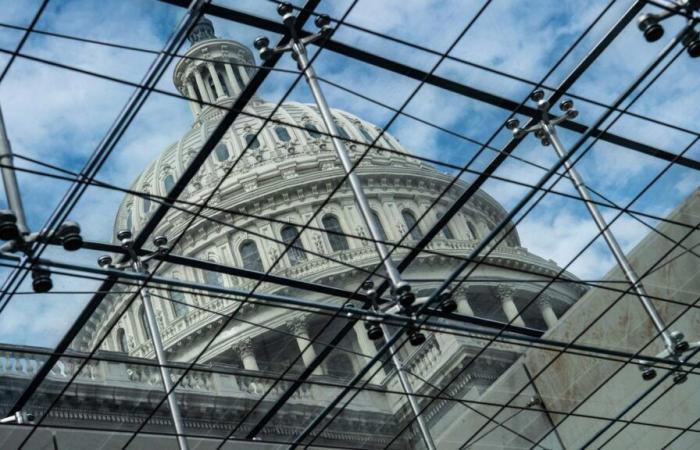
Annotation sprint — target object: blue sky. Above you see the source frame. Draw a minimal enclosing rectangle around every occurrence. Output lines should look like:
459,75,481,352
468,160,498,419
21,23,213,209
0,0,697,346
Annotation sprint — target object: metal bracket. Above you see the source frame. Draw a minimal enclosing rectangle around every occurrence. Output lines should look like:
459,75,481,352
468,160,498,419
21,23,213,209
0,106,83,293
0,411,35,425
636,0,700,57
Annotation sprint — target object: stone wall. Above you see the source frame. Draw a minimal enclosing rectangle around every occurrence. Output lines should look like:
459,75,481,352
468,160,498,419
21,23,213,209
435,188,700,449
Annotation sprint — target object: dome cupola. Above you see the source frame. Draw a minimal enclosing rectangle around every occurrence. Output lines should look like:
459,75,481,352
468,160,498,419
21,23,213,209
188,17,216,44
173,17,257,119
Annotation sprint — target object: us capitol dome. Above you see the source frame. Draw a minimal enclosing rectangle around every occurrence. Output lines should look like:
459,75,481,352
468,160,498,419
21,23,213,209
73,18,585,448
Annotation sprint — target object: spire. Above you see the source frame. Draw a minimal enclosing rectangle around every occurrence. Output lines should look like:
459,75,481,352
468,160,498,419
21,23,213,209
188,17,217,45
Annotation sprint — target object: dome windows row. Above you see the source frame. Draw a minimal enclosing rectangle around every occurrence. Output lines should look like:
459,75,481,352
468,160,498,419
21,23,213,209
123,189,483,258
209,126,288,165
230,207,456,274
111,206,497,353
402,209,454,241
125,116,399,224
206,115,396,167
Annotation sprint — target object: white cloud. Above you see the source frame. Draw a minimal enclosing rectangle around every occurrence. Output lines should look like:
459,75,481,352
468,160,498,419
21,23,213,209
517,193,660,281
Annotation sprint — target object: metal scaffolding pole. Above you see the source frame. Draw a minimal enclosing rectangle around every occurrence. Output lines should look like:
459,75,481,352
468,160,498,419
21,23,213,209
0,106,29,237
0,104,83,296
363,280,436,450
293,49,406,290
100,231,189,450
253,3,415,310
250,7,434,445
380,323,437,450
507,92,689,360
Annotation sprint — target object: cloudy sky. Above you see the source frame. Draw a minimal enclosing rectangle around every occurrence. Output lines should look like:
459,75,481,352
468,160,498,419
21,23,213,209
0,0,697,346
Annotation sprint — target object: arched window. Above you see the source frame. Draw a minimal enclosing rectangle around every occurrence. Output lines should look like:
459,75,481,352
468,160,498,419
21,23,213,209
126,210,133,232
402,210,423,240
322,215,349,252
281,225,306,265
358,126,373,143
443,224,455,239
117,328,128,353
305,123,321,138
163,174,175,193
204,270,224,287
275,127,292,142
170,288,189,317
215,143,229,161
240,240,264,271
336,124,351,141
142,195,150,214
139,305,150,340
245,134,260,149
436,212,454,239
375,127,395,150
371,210,388,242
467,220,478,239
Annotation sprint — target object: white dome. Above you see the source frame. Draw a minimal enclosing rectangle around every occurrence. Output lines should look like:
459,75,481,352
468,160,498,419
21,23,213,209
86,21,584,365
115,100,518,244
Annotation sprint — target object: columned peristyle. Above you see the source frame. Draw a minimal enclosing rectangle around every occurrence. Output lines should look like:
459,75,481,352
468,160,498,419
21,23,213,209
173,17,256,119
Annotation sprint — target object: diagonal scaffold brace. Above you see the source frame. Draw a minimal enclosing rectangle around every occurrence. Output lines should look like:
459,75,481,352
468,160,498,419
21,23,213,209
252,4,424,332
252,3,435,448
505,89,691,384
97,231,190,450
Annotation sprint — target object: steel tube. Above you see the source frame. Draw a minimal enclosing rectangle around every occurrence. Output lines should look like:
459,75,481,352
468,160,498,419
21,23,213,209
292,42,406,292
542,122,675,352
291,27,688,446
0,106,29,235
381,324,437,450
133,259,190,450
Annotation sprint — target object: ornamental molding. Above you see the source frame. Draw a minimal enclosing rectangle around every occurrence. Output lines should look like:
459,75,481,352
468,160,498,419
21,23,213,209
232,337,255,358
496,284,515,300
288,315,309,336
537,294,554,310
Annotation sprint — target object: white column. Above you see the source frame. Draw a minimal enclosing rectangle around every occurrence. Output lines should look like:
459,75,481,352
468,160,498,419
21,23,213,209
185,81,201,114
290,317,323,375
354,323,385,384
235,338,258,371
224,63,242,96
193,67,210,103
206,62,225,99
497,284,525,327
238,65,251,84
455,288,474,316
538,296,558,330
219,63,236,97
